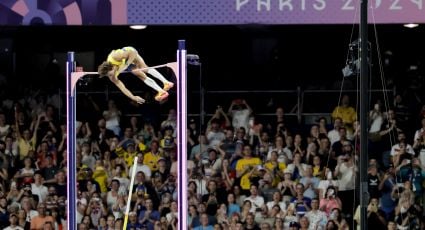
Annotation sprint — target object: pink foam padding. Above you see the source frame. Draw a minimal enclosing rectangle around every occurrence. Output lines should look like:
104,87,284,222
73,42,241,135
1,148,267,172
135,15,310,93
11,0,29,16
64,2,82,25
111,0,127,24
167,62,178,82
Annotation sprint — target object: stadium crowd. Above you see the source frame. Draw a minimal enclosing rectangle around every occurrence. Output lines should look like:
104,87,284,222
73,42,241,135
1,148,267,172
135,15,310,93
0,85,424,230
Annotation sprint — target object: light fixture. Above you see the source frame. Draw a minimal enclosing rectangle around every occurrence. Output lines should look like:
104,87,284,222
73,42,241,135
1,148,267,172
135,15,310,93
129,25,147,30
342,39,371,77
403,23,419,28
187,54,201,65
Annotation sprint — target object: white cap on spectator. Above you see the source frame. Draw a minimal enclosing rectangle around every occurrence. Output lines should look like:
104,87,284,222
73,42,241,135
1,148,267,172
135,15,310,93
157,157,166,163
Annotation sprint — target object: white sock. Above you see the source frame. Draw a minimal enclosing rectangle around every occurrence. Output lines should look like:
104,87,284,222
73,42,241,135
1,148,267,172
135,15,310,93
147,69,168,84
143,77,163,92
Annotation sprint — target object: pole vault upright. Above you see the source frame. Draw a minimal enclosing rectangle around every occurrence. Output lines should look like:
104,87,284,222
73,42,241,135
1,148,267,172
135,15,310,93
177,40,188,230
66,52,80,230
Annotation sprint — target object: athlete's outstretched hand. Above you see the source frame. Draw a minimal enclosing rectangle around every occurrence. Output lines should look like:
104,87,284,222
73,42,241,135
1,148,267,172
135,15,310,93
132,96,145,104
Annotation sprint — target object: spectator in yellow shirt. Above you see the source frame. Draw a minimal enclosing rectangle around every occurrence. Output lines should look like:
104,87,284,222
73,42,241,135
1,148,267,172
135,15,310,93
235,145,262,193
114,141,138,167
143,140,163,172
331,94,357,133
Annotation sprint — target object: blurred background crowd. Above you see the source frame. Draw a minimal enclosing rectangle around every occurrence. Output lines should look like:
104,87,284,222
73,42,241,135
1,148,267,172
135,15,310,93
0,82,424,230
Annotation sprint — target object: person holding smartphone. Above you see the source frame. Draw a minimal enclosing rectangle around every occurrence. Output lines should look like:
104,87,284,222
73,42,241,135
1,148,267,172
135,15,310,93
319,186,342,217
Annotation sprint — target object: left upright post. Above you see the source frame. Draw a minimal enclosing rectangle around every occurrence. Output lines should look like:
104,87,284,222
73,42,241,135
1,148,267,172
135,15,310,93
66,52,77,230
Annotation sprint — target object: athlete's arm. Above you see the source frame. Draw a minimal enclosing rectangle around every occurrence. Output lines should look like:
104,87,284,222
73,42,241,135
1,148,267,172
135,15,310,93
109,77,145,104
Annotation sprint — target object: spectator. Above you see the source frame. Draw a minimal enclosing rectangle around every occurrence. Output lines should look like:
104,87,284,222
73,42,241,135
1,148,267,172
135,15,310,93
14,157,35,187
244,212,260,230
266,191,286,214
367,163,381,199
265,107,286,138
188,204,198,228
206,119,225,148
299,165,320,199
76,122,92,146
299,216,310,230
139,198,160,230
277,170,296,203
105,214,115,230
221,158,236,191
395,157,425,203
143,140,163,172
30,203,55,230
290,183,311,217
206,147,222,177
4,135,18,173
31,171,48,203
328,208,348,229
267,136,288,164
37,105,59,138
161,109,177,138
380,109,401,168
190,134,210,162
91,160,109,194
317,117,329,137
165,201,179,223
160,125,175,150
244,184,265,214
319,186,342,217
0,113,10,142
228,99,253,134
15,110,40,161
94,118,115,153
235,145,262,193
4,212,23,230
333,151,356,219
51,170,66,197
286,152,308,181
137,121,157,147
16,209,29,229
274,217,284,230
305,197,327,230
260,222,272,230
226,193,240,217
282,204,298,228
202,180,226,216
193,213,214,230
390,132,415,165
331,95,357,134
330,128,352,167
111,195,126,219
327,118,343,146
207,106,231,131
220,127,236,158
129,153,152,181
354,197,387,230
191,202,216,228
264,150,286,185
311,155,324,179
39,155,59,182
106,179,120,209
102,99,122,136
232,185,247,208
